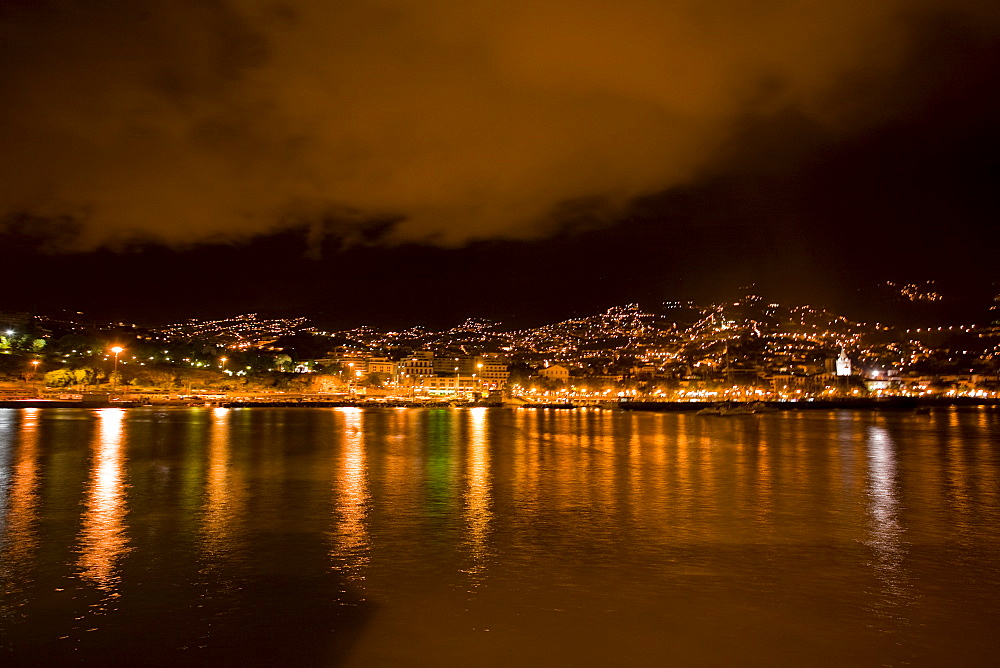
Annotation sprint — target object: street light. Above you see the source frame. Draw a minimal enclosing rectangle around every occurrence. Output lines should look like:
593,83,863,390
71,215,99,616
111,346,123,391
220,357,228,373
29,359,39,381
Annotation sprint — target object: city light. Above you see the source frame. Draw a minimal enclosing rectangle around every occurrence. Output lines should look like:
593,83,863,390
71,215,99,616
5,293,998,404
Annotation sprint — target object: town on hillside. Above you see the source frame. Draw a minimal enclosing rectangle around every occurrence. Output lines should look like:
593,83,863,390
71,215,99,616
2,291,999,405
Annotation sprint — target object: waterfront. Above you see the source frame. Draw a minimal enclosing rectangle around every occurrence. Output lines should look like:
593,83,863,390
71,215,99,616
1,407,999,666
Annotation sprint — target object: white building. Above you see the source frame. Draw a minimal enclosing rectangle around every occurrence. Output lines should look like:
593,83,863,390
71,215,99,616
836,349,852,377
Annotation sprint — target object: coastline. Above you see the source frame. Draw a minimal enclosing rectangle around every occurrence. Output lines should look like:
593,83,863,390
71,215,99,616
618,397,1000,411
1,397,997,410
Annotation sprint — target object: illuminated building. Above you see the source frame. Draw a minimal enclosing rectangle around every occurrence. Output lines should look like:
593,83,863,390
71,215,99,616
836,348,852,376
538,364,570,382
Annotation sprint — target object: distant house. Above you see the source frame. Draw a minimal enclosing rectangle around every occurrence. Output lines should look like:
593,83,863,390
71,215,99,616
538,364,570,382
367,357,396,376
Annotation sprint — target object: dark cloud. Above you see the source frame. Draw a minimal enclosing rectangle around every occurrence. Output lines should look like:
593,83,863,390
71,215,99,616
1,0,998,249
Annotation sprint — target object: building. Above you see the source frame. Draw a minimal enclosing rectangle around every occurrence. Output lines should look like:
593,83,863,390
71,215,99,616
366,357,396,377
399,351,435,381
314,355,368,374
410,375,478,394
538,364,570,382
433,356,463,376
835,349,852,376
474,355,510,389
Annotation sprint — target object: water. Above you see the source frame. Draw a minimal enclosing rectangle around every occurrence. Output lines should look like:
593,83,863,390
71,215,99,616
1,406,999,666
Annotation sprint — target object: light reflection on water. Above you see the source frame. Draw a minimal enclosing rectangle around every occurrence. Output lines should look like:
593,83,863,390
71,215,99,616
462,407,492,581
202,407,244,563
331,408,370,582
0,406,999,666
864,424,911,621
77,408,130,596
0,409,41,598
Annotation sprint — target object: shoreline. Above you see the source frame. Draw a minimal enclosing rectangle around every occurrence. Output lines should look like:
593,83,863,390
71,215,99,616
619,397,1000,411
1,397,997,410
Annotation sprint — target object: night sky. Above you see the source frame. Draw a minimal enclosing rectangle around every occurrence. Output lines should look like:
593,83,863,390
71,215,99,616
2,1,998,329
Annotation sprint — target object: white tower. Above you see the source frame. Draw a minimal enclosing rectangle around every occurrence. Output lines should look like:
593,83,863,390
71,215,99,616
836,348,852,377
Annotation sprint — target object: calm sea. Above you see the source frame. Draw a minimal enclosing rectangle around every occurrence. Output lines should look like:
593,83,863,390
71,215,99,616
1,406,998,666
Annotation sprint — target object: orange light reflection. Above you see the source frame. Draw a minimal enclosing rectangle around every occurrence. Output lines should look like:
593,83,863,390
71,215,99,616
0,409,41,590
203,408,243,562
331,408,370,582
78,409,130,595
462,407,492,579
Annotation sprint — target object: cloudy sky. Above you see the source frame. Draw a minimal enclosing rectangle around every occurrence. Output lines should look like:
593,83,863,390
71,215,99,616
2,0,998,327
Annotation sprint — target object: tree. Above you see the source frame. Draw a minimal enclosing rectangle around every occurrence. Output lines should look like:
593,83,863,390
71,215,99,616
361,372,389,388
44,369,76,388
74,367,102,387
273,354,293,372
309,374,344,393
506,363,534,386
